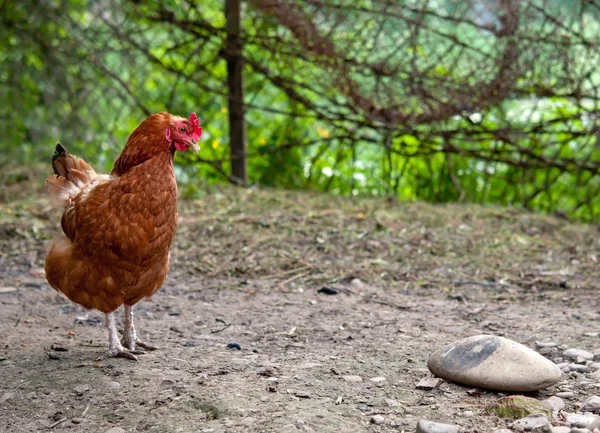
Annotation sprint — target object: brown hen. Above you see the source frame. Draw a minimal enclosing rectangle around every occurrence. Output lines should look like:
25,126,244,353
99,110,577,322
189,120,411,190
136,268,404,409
45,112,202,359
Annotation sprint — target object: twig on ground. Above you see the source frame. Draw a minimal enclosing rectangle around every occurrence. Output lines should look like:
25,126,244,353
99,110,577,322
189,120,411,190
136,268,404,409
48,418,67,429
278,271,311,291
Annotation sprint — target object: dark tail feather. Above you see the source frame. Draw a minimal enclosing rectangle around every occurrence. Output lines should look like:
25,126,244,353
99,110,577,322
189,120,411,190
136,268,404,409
45,142,98,206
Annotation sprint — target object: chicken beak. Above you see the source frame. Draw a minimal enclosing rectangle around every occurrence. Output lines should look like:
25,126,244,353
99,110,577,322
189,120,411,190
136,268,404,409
187,139,200,154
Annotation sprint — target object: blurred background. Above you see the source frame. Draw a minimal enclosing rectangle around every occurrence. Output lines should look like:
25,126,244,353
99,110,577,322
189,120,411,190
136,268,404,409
2,0,600,220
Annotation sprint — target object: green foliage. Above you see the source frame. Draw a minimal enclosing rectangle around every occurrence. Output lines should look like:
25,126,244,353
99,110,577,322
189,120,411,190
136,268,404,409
2,0,600,220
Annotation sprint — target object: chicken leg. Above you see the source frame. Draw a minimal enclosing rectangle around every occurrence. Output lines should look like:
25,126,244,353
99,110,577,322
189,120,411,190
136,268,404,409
122,305,157,353
105,312,137,360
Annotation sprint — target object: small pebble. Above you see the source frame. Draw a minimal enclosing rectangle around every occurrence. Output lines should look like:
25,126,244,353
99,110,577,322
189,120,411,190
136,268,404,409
493,430,513,433
293,391,311,399
227,342,242,350
370,415,385,425
580,395,600,413
564,349,594,361
564,412,598,428
0,286,17,294
385,398,399,407
570,429,592,433
416,377,443,390
531,426,552,433
0,392,15,403
536,341,559,349
369,377,386,383
555,391,576,399
317,287,339,295
73,384,89,396
50,344,68,352
548,428,570,433
104,428,126,433
342,375,363,382
349,278,366,290
462,410,474,418
509,414,550,431
107,381,120,389
543,396,566,412
48,353,61,360
570,364,590,373
416,419,460,433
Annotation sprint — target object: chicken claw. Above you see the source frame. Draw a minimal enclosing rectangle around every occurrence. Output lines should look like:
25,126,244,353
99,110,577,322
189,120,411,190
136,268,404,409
122,305,157,353
106,311,138,361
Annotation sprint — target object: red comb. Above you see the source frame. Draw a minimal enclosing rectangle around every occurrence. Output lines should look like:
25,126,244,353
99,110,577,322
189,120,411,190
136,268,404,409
189,112,202,141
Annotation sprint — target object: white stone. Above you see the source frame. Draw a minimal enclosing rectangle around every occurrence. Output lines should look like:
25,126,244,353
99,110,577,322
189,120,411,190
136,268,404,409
427,335,563,392
564,412,598,428
416,420,459,433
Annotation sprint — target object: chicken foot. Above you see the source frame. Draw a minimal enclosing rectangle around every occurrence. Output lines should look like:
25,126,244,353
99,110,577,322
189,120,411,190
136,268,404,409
105,312,138,360
122,305,157,353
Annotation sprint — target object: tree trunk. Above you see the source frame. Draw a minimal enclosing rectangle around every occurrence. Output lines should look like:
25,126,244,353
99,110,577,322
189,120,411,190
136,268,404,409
225,0,247,186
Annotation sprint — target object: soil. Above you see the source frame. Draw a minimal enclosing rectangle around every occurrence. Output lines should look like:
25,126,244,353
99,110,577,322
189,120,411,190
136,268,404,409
1,176,600,433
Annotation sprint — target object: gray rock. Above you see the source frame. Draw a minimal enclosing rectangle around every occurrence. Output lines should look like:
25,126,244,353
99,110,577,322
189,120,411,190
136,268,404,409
564,412,598,428
555,391,576,399
462,410,474,418
543,396,566,412
416,420,460,433
570,429,592,433
580,396,600,413
105,428,126,433
371,415,385,425
509,414,550,431
531,425,552,433
589,363,600,371
548,427,570,433
493,430,512,433
564,349,594,361
427,335,562,391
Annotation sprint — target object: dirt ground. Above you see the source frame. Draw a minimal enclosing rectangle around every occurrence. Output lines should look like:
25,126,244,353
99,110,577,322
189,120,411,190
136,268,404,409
1,173,600,433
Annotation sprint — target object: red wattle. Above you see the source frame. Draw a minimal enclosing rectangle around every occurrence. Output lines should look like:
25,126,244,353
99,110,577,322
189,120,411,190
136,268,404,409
174,141,187,151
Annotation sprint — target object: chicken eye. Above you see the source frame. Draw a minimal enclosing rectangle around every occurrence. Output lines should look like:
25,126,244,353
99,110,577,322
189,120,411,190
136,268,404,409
179,126,187,133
